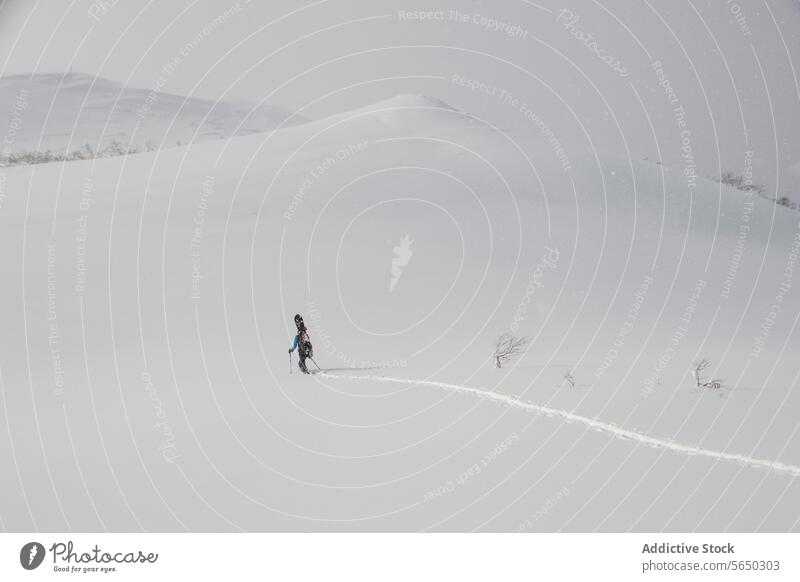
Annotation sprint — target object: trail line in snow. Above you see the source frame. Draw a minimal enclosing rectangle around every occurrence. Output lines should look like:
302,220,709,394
318,373,800,478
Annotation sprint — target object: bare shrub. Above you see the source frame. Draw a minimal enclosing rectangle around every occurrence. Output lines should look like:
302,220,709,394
692,358,724,390
3,140,160,168
716,171,766,195
493,333,528,368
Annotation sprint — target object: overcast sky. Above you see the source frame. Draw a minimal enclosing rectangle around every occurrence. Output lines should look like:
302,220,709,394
1,0,798,196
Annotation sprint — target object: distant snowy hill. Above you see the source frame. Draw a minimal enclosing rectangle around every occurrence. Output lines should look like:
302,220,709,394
0,72,303,155
1,93,798,532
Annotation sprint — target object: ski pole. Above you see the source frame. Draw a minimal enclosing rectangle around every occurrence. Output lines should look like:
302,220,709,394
289,352,292,375
309,357,321,371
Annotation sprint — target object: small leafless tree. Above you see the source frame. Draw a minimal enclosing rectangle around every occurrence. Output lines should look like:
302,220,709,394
692,358,724,390
493,333,528,368
692,359,710,387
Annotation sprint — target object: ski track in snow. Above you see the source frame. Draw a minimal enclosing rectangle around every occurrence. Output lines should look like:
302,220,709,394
318,373,800,478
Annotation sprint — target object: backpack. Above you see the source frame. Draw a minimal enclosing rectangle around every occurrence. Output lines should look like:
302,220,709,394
299,329,313,358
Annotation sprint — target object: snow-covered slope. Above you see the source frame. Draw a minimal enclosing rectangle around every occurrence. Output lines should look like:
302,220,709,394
1,94,798,532
0,72,303,156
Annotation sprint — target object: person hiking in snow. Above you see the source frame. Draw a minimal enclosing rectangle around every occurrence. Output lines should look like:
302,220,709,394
288,314,313,374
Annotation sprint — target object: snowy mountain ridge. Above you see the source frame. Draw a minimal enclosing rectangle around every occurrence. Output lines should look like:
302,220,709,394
0,72,304,157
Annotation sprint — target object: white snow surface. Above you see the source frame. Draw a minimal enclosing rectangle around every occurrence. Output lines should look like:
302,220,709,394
1,94,799,531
